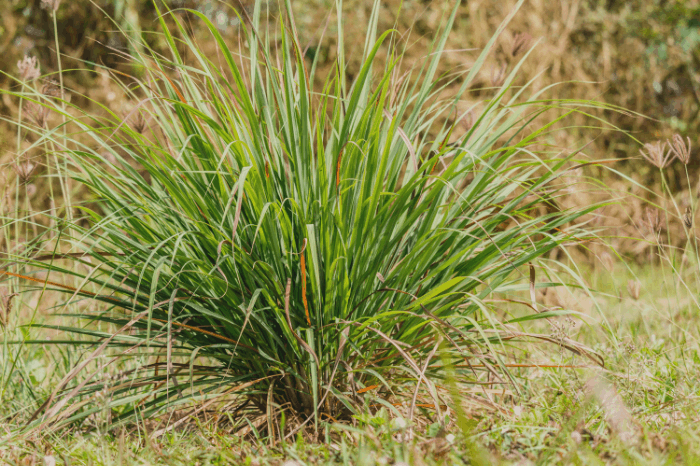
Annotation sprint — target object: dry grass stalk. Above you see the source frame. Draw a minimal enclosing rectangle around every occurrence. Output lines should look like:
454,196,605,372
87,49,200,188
600,251,614,272
668,134,691,165
0,286,19,328
644,206,662,241
639,141,674,169
0,170,10,212
627,279,641,300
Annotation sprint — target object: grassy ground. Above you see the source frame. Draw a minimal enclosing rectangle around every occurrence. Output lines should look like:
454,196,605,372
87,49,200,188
3,262,700,465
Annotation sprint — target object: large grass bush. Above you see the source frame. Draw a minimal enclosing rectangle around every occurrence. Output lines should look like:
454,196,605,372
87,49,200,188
3,0,610,436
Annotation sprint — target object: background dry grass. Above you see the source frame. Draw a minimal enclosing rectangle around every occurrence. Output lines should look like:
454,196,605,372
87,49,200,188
2,0,700,262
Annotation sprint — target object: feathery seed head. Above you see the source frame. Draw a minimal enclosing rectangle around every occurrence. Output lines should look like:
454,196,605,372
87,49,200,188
645,206,661,230
130,112,147,134
41,80,62,98
13,157,36,184
627,280,641,300
41,0,61,11
600,251,614,272
491,62,507,87
17,56,40,82
511,32,532,57
639,140,674,169
461,111,473,131
26,183,38,198
24,101,49,128
683,206,693,229
668,134,691,165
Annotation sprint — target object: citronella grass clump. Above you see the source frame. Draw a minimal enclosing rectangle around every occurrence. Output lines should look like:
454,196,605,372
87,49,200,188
3,0,611,436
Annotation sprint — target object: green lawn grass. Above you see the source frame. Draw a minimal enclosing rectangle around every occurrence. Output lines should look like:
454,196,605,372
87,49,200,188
3,263,699,465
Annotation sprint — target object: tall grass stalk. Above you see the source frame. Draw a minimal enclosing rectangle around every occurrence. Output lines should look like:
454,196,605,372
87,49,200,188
51,5,73,228
2,0,616,436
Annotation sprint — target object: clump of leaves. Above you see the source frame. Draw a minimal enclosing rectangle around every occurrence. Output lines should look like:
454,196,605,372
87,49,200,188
5,0,608,436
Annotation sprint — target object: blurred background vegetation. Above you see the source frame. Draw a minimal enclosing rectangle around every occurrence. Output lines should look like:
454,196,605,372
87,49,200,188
2,0,700,258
